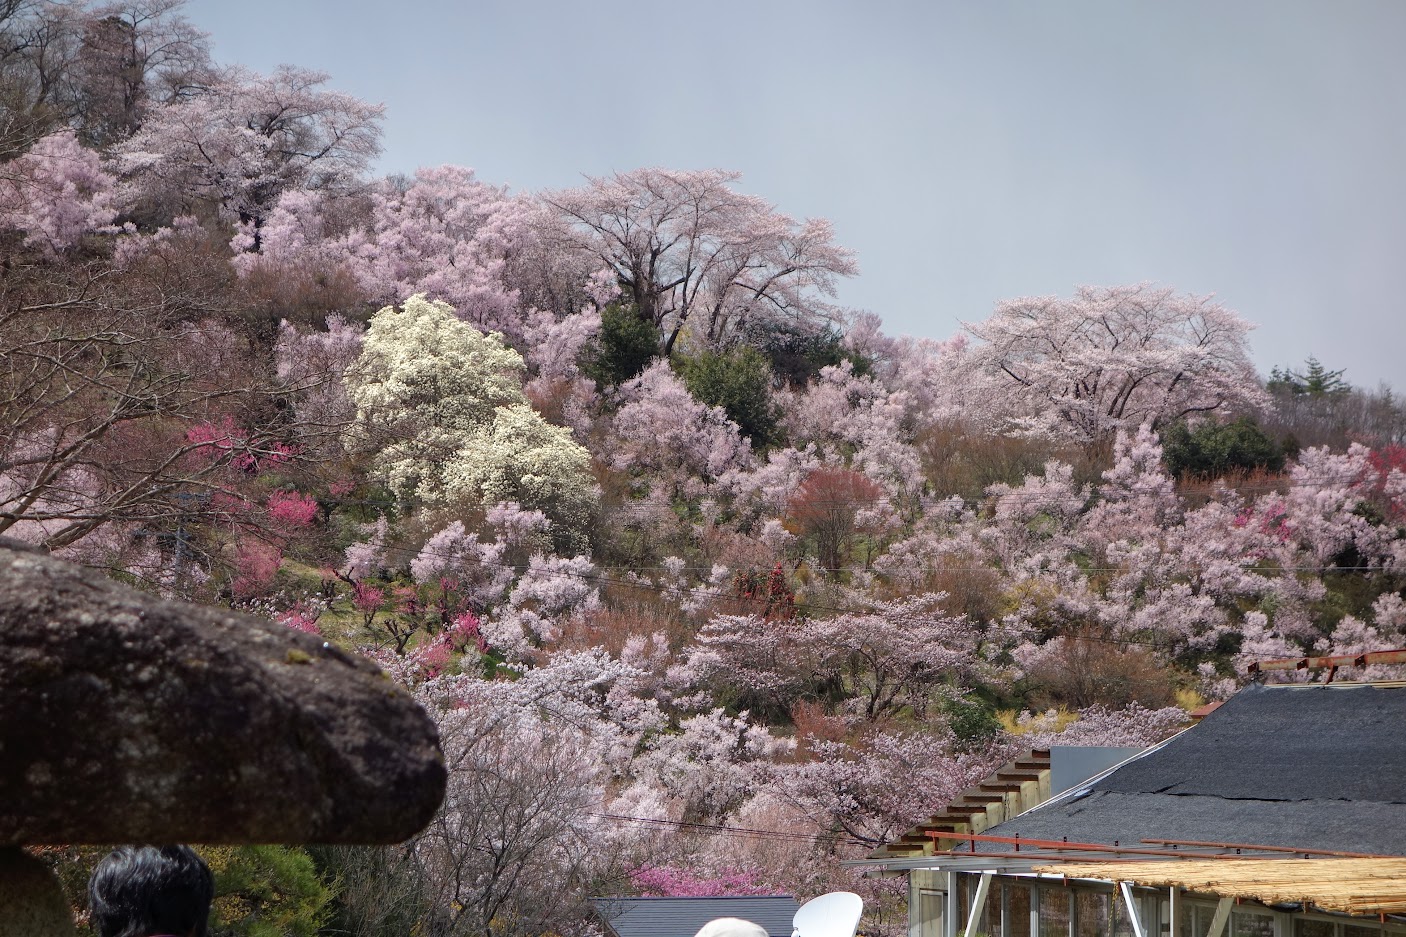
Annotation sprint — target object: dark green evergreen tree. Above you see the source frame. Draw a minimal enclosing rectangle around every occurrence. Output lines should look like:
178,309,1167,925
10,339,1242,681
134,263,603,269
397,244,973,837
580,303,659,387
1267,356,1349,397
741,321,869,387
1161,417,1286,479
674,345,779,446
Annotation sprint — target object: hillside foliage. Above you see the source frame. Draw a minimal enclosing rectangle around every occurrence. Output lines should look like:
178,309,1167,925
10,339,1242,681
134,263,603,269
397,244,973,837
4,4,1406,935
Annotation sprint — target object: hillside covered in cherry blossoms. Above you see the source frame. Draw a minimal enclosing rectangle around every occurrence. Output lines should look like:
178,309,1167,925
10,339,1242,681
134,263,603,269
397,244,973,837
3,3,1405,934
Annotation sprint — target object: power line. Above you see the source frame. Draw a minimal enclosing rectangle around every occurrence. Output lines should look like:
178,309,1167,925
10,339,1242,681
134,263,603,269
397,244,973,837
324,538,1333,652
316,466,1403,513
587,812,865,848
337,488,1401,578
367,534,1400,589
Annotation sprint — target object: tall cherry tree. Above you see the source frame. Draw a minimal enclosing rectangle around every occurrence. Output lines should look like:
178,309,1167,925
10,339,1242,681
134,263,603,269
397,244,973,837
542,168,858,354
115,63,382,231
962,284,1268,445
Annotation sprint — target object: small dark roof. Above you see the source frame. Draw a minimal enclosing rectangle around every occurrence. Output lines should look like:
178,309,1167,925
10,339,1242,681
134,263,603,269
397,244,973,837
976,682,1406,856
593,896,801,937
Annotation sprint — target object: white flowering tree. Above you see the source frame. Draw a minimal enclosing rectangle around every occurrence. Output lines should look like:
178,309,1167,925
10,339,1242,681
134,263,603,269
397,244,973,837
345,294,597,550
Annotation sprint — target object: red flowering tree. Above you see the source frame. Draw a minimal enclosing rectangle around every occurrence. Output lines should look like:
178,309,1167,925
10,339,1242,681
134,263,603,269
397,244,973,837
785,467,887,574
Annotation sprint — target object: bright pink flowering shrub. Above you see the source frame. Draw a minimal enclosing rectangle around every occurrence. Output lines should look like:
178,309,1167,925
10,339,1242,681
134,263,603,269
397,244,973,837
266,490,318,531
278,603,323,635
232,540,281,597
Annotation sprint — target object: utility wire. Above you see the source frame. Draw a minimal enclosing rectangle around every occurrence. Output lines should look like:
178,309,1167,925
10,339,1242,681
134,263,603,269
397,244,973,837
587,812,866,848
315,467,1403,512
316,539,1332,652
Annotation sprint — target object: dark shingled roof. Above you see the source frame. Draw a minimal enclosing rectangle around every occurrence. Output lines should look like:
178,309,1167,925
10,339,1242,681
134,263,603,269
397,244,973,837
593,896,802,937
974,682,1406,856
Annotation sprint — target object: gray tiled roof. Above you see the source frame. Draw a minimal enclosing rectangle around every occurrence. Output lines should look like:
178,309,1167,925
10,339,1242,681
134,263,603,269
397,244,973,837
593,896,802,937
974,682,1406,856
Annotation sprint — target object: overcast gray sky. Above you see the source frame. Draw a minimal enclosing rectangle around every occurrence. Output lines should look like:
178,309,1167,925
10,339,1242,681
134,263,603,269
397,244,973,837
185,0,1406,389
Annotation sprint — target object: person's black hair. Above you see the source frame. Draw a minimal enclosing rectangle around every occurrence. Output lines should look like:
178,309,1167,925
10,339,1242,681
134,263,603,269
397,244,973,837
88,845,214,937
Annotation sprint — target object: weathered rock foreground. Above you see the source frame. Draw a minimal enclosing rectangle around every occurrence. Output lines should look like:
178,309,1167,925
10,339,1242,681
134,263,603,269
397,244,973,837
0,538,446,845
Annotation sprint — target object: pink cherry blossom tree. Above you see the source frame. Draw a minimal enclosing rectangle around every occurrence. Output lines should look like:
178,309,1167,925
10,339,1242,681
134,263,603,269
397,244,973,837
805,592,987,722
242,168,609,348
775,726,997,847
0,129,119,254
542,167,858,354
631,707,794,823
410,679,615,937
607,361,754,496
114,63,382,231
962,284,1269,445
691,592,985,724
244,166,538,336
777,361,926,501
272,314,364,449
844,312,968,422
1010,703,1188,748
488,553,602,656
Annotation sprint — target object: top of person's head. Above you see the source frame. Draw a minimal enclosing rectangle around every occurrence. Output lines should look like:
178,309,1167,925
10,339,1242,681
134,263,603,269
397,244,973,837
87,845,213,937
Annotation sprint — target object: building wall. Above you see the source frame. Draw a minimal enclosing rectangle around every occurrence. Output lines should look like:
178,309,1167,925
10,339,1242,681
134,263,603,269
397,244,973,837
908,872,1406,937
